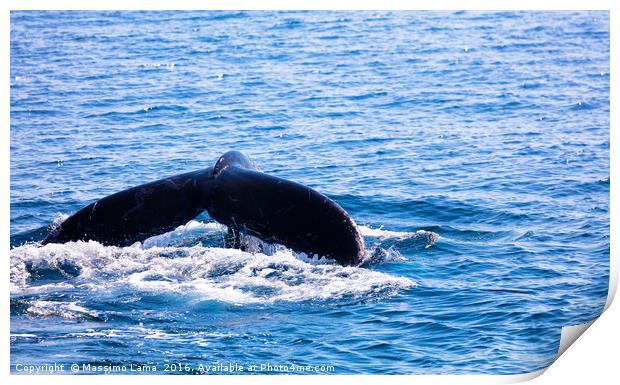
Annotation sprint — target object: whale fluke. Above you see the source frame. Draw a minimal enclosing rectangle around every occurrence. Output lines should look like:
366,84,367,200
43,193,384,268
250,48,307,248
42,151,365,266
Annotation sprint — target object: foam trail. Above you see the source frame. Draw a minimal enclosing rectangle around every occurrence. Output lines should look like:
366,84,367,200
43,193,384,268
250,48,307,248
359,225,439,248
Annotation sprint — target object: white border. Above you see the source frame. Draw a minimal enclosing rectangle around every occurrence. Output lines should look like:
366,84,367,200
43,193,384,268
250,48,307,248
3,1,617,384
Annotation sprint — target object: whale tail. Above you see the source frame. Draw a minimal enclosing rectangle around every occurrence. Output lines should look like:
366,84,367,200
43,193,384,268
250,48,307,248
42,151,365,266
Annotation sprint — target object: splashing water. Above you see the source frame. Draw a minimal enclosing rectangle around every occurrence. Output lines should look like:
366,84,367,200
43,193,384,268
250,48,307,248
10,221,418,306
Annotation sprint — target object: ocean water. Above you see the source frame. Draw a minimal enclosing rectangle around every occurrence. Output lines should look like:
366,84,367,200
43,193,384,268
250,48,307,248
9,11,609,374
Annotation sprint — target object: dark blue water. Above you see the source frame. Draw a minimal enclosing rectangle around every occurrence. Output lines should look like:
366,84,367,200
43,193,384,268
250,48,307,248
10,11,609,374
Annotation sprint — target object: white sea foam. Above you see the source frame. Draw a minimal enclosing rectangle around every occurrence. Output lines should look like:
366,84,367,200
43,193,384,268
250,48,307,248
10,240,415,306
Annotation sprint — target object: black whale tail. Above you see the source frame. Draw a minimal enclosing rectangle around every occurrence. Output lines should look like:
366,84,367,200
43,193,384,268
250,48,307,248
42,151,365,266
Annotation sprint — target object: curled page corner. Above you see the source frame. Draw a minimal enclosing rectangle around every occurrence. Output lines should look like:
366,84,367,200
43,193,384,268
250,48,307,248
604,266,618,312
557,319,596,357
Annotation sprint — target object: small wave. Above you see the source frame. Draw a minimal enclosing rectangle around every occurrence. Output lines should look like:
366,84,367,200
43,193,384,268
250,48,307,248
270,19,305,30
10,241,415,306
359,225,439,247
570,100,598,110
83,104,189,119
360,225,412,239
139,62,176,70
64,325,239,346
19,300,100,320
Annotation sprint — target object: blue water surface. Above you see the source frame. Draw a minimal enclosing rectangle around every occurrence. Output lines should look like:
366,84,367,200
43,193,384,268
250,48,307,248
10,11,609,374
